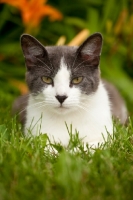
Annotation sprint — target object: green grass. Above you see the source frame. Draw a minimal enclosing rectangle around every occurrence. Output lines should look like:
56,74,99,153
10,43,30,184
1,1,133,198
1,92,133,200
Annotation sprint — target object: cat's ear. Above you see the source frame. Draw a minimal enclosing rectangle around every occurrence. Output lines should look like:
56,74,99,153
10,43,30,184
77,33,103,66
20,34,49,69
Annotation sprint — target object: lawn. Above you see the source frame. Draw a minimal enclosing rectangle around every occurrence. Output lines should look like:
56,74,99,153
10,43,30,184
1,0,133,199
0,91,133,200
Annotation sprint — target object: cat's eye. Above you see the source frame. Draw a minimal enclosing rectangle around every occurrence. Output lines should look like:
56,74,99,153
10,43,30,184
42,76,53,84
71,77,83,84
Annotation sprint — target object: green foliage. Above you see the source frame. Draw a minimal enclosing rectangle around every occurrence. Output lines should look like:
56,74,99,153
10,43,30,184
1,113,133,199
0,1,133,198
0,94,133,200
0,0,133,112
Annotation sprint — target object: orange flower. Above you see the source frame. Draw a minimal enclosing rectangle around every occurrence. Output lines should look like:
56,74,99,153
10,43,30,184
1,0,63,27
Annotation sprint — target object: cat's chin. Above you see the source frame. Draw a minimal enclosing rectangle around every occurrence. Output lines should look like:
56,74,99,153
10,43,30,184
52,105,76,115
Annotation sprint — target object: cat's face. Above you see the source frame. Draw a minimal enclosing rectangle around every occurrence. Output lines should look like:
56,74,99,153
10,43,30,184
21,33,102,114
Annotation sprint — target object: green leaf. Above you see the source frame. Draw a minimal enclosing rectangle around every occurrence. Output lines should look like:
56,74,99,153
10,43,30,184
87,7,100,32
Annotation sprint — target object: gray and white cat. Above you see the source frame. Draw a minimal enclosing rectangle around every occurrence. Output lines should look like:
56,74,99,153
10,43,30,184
13,33,127,147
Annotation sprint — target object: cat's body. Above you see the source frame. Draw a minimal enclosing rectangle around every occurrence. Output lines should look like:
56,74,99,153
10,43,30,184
25,70,113,146
13,33,127,147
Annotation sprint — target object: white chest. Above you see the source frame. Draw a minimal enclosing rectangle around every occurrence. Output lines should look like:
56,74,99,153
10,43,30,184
24,84,113,147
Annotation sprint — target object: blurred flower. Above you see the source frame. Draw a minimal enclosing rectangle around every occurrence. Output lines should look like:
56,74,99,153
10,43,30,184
10,79,28,94
1,0,63,28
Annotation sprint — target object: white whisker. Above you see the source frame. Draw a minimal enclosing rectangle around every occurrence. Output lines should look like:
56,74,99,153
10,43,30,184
73,59,91,72
19,101,44,115
37,58,52,72
71,52,78,69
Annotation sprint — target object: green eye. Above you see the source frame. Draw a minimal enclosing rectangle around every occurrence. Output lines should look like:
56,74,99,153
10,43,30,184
42,76,53,84
72,77,83,84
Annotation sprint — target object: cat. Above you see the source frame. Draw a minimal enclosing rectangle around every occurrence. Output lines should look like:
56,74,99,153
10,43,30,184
13,33,127,147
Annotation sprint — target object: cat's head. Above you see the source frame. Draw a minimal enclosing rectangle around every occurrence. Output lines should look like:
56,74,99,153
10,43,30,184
20,33,102,114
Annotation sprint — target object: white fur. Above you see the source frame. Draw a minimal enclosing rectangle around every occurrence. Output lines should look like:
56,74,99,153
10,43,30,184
24,57,113,147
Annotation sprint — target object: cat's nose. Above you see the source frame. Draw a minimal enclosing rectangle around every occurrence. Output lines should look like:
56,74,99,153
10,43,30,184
55,95,68,104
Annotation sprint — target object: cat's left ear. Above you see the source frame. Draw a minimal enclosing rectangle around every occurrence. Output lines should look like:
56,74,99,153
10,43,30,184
20,34,48,58
77,33,103,60
20,34,50,70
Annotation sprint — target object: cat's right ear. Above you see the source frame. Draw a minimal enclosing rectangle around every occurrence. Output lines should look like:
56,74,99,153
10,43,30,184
20,34,49,70
76,33,103,67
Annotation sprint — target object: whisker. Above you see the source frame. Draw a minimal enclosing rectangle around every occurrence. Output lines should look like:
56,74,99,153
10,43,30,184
71,52,78,69
73,59,90,72
33,104,49,111
20,99,57,114
73,55,99,72
18,101,44,115
37,58,52,72
77,103,107,128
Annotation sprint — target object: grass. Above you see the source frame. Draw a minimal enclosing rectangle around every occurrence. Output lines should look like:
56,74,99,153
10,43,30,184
1,91,133,200
1,0,133,198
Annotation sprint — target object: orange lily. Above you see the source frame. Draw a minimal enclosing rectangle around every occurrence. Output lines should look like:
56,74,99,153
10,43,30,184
1,0,63,28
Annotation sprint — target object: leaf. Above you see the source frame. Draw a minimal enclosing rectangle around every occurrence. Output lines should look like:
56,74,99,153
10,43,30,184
9,79,28,94
100,0,115,30
0,124,8,142
0,124,7,134
87,7,99,32
68,29,90,46
65,17,87,29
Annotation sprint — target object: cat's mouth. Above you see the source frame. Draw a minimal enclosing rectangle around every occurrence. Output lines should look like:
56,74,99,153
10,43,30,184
54,104,69,111
58,104,69,109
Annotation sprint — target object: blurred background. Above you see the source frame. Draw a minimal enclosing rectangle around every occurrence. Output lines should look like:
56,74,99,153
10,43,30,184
0,0,133,120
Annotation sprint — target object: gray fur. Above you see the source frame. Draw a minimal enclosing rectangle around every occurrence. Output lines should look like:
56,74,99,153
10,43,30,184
103,80,127,124
12,33,128,125
12,94,28,125
21,33,102,96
